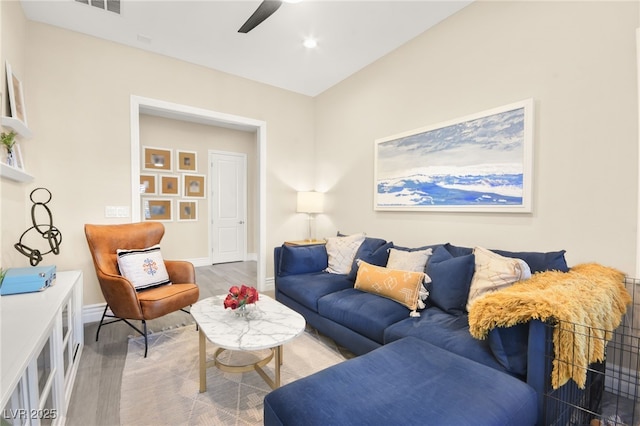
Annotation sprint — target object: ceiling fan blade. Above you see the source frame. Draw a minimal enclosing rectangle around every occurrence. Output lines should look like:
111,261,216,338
238,1,283,34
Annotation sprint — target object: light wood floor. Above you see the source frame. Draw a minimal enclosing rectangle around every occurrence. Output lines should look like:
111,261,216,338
66,261,261,426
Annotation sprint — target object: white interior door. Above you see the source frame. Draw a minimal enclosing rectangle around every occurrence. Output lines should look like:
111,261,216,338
210,151,247,264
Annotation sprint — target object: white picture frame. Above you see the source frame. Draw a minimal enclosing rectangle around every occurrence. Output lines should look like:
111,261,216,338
374,98,534,213
5,62,27,126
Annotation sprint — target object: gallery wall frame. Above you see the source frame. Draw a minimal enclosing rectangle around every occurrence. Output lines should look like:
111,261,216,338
160,174,180,196
143,198,173,221
140,174,157,195
183,174,206,198
142,146,172,171
177,150,197,172
5,62,27,126
374,98,534,213
178,200,198,221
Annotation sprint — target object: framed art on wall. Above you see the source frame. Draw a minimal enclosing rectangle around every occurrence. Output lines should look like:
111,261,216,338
143,199,173,221
178,200,198,221
142,146,172,171
374,98,534,213
140,174,157,195
177,150,197,172
160,175,180,196
183,174,206,198
5,62,27,126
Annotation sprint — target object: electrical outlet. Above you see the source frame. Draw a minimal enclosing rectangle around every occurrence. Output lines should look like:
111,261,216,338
116,206,129,218
105,206,117,218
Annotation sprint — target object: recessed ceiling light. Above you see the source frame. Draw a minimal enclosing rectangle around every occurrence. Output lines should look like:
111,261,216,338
303,38,317,49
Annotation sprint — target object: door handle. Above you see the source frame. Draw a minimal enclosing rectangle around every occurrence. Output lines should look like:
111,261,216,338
238,221,245,224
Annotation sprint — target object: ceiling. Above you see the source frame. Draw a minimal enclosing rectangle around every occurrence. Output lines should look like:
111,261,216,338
19,0,473,97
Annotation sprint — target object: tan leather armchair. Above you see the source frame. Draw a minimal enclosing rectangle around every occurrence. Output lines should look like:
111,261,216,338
85,222,200,357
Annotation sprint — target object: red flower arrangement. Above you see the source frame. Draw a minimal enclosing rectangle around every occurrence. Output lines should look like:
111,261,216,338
223,285,259,310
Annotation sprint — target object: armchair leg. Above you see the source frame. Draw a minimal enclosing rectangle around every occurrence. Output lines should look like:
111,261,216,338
94,304,149,358
142,320,148,358
96,304,109,342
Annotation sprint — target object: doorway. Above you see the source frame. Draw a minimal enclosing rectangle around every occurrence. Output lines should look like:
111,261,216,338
210,150,247,264
129,95,267,290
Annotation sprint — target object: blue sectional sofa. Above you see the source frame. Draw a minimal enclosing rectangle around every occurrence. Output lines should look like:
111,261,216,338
264,237,597,425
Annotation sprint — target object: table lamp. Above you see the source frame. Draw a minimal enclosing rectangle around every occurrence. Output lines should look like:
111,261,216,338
297,191,324,241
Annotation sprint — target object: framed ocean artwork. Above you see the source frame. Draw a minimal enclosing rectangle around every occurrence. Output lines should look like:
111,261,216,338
374,99,534,213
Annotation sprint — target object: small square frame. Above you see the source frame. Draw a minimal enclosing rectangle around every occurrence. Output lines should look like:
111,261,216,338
183,174,206,198
143,198,173,221
139,174,157,195
143,146,172,171
6,62,27,126
177,150,197,172
178,200,198,221
160,174,181,196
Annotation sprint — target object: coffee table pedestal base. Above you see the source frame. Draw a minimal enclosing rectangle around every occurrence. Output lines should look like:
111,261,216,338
199,329,284,393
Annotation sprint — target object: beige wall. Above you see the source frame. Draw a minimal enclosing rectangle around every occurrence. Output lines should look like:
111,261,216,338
0,3,316,305
139,115,257,259
314,1,639,274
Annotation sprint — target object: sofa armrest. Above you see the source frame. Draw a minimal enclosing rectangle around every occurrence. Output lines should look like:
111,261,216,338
274,244,328,277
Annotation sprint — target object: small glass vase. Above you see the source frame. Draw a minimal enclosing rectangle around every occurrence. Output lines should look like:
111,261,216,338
235,304,248,317
6,151,14,167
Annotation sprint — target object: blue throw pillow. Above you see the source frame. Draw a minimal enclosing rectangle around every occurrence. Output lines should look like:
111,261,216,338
488,323,529,378
443,243,474,257
278,244,328,276
426,245,475,314
348,238,391,281
491,249,569,273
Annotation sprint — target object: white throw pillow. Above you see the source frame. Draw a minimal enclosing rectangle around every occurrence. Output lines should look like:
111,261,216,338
467,246,531,310
386,248,432,273
325,233,366,274
116,244,172,291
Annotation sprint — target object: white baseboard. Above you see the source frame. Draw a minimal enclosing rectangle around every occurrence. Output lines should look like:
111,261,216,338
83,303,110,324
264,276,274,292
187,253,257,267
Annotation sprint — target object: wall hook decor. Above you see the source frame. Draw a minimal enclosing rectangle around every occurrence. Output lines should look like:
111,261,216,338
15,187,62,266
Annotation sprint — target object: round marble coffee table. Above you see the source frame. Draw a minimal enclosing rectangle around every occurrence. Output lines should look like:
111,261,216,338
191,294,305,392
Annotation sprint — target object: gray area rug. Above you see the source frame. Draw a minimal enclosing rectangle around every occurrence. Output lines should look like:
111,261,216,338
120,324,346,425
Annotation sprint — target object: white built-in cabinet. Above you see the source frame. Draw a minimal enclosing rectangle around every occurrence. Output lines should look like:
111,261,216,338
1,271,83,425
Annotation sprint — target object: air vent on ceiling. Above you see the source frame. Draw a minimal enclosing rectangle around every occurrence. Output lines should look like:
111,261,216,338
75,0,120,15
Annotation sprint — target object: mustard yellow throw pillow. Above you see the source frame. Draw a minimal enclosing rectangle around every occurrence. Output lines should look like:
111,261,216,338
354,260,429,315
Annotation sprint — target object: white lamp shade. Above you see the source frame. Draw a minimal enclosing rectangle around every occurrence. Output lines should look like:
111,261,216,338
297,191,324,213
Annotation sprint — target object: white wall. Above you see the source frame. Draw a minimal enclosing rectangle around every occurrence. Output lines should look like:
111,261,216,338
314,1,639,274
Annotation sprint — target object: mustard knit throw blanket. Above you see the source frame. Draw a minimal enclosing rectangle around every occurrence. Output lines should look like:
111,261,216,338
468,263,631,389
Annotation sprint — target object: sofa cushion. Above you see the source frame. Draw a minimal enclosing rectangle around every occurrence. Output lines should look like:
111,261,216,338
354,261,427,311
386,247,432,272
325,233,366,274
318,288,410,344
467,246,532,310
384,307,512,375
347,237,390,281
278,244,328,276
444,243,474,257
276,272,353,313
263,337,538,426
425,245,475,314
488,323,530,377
491,248,569,273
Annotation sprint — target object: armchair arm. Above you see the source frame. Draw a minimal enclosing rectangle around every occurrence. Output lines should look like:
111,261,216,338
96,271,144,320
165,260,196,284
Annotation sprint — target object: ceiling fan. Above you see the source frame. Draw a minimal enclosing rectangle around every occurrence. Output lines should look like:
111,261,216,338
238,0,297,34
